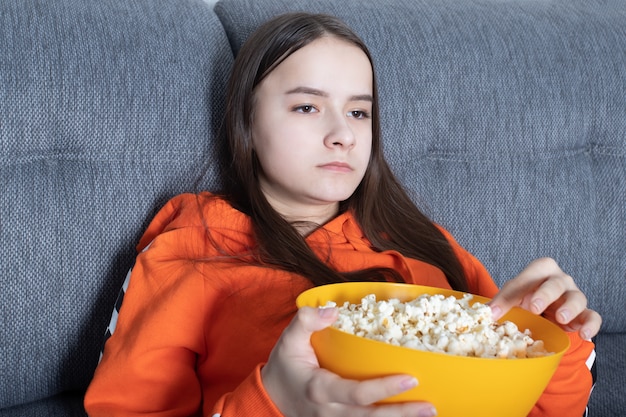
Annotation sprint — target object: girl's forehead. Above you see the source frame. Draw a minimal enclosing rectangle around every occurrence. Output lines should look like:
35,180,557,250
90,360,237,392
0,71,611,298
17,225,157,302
260,36,373,91
284,36,367,66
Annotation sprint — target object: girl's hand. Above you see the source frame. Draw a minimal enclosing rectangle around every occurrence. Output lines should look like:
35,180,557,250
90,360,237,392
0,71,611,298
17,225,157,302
489,257,602,340
261,306,437,417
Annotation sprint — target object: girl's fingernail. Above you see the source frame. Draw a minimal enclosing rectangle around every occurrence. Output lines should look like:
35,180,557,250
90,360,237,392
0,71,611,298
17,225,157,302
418,406,438,417
559,309,570,323
531,299,544,314
318,307,336,318
490,305,502,320
400,376,418,390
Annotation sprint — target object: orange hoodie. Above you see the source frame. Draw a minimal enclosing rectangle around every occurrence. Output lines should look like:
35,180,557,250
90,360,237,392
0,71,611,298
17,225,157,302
84,193,594,417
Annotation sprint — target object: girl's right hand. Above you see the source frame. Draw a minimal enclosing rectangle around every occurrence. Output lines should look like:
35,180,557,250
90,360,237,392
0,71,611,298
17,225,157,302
260,306,437,417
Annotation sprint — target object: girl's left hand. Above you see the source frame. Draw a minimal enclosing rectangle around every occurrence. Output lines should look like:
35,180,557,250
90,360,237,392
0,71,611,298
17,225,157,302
489,257,602,340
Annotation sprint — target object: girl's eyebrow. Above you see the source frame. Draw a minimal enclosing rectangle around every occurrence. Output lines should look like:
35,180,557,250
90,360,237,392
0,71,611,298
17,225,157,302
285,86,373,102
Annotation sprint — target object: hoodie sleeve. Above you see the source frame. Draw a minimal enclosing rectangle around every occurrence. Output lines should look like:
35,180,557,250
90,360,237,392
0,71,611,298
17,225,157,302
85,194,285,417
528,333,595,417
209,365,283,417
84,229,208,416
439,226,596,417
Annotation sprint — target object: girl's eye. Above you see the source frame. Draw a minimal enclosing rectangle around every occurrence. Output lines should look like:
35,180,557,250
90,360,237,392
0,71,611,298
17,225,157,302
294,105,316,114
349,110,371,119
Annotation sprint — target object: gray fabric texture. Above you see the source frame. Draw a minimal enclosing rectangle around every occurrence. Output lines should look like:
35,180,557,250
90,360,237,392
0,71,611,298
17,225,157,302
0,393,86,417
215,0,626,414
0,0,232,409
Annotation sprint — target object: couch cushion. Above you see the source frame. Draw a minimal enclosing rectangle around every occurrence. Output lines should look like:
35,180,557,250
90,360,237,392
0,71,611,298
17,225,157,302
0,393,86,417
0,0,232,408
215,0,625,331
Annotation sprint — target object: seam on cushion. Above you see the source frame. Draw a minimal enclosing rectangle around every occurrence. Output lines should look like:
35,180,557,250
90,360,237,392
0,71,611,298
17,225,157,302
0,151,206,166
590,144,626,157
425,143,623,163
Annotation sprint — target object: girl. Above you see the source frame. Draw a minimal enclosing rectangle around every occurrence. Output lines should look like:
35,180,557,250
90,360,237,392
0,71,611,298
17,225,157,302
84,12,601,417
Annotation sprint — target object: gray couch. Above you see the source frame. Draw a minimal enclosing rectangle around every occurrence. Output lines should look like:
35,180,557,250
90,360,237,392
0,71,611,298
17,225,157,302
1,0,624,415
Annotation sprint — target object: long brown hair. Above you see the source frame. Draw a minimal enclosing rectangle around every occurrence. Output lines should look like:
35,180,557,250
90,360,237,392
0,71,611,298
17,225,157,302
216,12,468,292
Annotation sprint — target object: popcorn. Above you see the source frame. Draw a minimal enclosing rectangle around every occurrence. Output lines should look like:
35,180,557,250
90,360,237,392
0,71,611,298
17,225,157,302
327,293,552,359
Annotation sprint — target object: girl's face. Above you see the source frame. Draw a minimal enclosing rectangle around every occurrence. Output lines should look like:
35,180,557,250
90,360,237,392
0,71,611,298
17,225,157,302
251,36,373,224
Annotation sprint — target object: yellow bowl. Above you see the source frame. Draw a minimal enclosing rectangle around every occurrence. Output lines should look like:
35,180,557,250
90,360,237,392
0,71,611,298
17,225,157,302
296,282,570,417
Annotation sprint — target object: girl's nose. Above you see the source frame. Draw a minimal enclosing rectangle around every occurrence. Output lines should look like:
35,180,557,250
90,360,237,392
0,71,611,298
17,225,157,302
323,111,356,149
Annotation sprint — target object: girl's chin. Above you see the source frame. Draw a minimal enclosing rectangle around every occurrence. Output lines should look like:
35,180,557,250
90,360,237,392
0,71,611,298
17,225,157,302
314,191,357,205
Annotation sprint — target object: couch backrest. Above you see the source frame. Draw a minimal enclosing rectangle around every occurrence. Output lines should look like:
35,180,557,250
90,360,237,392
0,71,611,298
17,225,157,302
215,0,626,330
0,0,232,407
